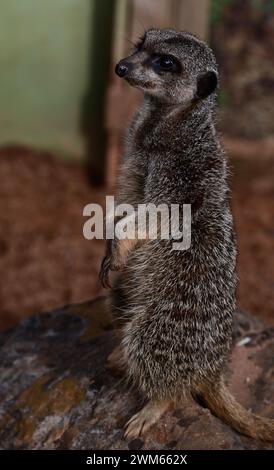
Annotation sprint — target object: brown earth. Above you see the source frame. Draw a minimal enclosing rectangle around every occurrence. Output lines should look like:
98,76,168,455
0,144,273,331
0,146,105,331
231,150,274,325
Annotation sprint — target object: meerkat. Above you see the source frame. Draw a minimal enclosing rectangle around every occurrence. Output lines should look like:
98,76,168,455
99,28,274,441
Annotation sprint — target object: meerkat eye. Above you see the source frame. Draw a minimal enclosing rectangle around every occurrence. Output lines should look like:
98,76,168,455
159,56,175,70
151,54,180,73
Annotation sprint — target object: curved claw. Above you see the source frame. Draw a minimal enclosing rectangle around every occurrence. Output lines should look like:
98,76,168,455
99,256,112,289
124,401,170,440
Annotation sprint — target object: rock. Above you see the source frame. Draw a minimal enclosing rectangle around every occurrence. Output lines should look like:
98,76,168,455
0,297,274,450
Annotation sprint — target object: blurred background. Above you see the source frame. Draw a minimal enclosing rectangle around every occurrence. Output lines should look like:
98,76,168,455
0,0,273,331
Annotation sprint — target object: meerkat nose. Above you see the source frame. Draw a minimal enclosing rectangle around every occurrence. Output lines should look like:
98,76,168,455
115,61,129,78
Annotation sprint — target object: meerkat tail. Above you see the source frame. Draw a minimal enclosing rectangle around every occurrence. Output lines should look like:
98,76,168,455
199,377,274,441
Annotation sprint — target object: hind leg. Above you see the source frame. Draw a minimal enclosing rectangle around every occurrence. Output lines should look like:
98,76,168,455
106,344,124,375
124,400,170,439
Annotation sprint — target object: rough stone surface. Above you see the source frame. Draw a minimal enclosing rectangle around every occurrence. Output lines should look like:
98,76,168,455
0,297,274,450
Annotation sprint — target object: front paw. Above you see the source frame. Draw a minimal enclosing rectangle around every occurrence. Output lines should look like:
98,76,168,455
99,255,112,288
99,254,124,288
109,255,124,272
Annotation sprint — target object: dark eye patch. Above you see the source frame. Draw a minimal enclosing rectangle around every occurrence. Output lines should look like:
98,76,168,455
151,54,181,74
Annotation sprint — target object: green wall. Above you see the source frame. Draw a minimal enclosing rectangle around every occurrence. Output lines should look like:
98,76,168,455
0,0,92,158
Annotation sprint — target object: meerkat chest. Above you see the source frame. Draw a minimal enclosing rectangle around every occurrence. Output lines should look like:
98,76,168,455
124,107,152,164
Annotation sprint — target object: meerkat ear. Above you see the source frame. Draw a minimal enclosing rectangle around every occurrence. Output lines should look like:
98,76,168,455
196,71,218,99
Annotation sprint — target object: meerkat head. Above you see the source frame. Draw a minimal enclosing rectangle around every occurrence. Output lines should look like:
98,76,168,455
115,29,218,107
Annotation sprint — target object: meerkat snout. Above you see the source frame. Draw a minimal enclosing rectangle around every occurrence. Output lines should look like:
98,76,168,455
115,61,130,78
